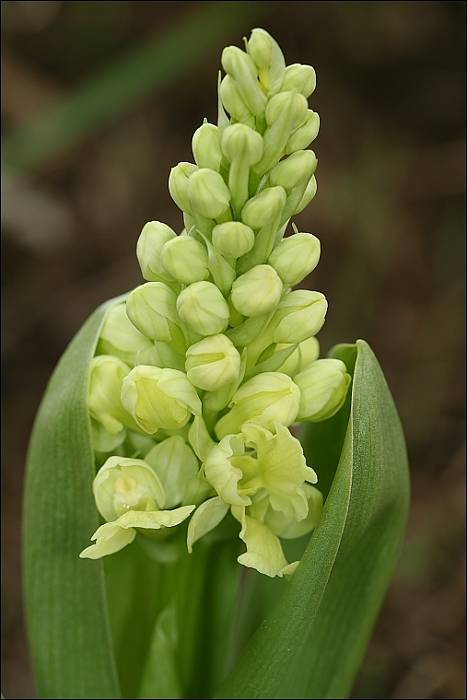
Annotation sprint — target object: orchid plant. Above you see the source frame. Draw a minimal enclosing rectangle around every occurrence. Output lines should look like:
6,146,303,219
23,29,409,700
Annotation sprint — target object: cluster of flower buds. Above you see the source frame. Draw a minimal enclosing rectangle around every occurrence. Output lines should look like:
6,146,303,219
81,29,351,577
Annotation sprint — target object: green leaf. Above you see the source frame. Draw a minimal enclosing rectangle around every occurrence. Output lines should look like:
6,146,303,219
22,298,122,699
217,339,410,699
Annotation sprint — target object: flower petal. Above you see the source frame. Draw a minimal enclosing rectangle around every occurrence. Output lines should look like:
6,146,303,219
187,497,229,552
79,522,136,559
116,506,195,530
237,514,298,578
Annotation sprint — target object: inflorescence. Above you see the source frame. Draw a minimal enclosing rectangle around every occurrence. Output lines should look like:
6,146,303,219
80,29,351,578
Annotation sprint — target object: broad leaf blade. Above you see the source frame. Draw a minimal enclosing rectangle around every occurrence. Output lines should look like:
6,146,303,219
22,299,122,699
217,339,410,699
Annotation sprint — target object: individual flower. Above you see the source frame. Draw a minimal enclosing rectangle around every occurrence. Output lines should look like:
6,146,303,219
214,372,300,438
185,333,241,391
136,221,177,283
230,264,283,317
295,358,351,421
97,303,154,367
120,365,201,434
80,456,194,559
176,281,230,336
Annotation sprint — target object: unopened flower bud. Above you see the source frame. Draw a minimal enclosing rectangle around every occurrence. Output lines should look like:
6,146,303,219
121,365,201,434
126,282,185,352
221,46,267,116
176,281,229,336
281,63,316,97
161,236,209,284
269,150,317,191
219,75,254,126
241,186,286,229
168,162,198,213
212,222,255,258
93,456,165,521
285,110,320,154
188,168,231,219
136,221,176,283
186,333,241,391
255,92,308,174
277,336,320,375
268,232,321,286
222,124,263,213
273,290,328,344
231,264,282,317
295,358,351,422
265,91,308,129
87,355,135,435
192,122,222,171
97,303,153,366
215,371,300,438
246,28,285,93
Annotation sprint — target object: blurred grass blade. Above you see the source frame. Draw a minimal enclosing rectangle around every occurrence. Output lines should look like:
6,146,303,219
3,2,260,176
22,299,122,699
217,339,410,699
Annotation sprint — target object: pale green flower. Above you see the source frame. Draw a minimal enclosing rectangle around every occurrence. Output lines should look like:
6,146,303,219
231,264,283,317
285,110,320,154
214,372,300,439
121,365,201,434
93,456,165,520
168,162,198,214
126,282,186,353
136,221,176,283
268,232,321,287
192,122,222,171
97,303,153,367
264,484,323,539
295,358,351,421
276,336,320,376
80,506,195,560
272,290,328,344
240,422,317,520
269,149,317,192
212,222,255,259
246,27,285,94
87,355,136,436
161,236,209,285
281,63,317,97
80,455,195,559
176,281,230,336
221,46,267,116
185,333,241,391
236,511,298,578
187,168,231,219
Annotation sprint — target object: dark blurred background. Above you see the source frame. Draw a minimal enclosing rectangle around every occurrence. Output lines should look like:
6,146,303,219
1,1,465,698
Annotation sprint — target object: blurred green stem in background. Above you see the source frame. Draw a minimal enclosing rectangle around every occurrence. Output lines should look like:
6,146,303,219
2,2,261,177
